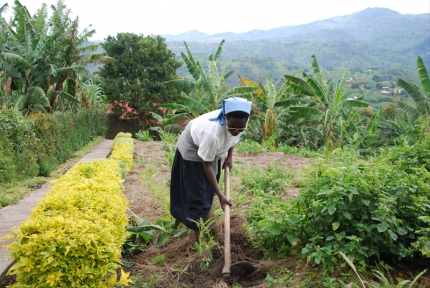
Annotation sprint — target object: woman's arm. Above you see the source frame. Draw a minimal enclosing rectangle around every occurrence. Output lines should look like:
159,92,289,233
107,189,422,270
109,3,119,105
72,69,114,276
202,161,232,210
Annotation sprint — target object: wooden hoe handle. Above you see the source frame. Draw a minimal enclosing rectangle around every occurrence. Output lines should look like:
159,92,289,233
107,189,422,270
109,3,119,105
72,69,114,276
222,166,231,275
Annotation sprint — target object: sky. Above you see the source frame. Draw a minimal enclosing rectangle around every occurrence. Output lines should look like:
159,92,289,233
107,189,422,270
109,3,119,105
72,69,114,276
2,0,429,40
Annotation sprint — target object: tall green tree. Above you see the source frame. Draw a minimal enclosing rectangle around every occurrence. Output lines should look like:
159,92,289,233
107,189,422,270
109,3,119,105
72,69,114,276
99,33,182,131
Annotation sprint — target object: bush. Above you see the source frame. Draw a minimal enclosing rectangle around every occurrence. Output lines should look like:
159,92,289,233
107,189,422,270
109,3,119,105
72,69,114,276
246,145,430,270
0,107,38,182
5,133,134,287
0,106,108,184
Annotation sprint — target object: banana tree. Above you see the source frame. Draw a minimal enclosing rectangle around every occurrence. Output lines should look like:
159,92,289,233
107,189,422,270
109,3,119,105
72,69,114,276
1,0,111,113
237,73,306,145
396,56,430,142
160,39,257,126
284,55,368,151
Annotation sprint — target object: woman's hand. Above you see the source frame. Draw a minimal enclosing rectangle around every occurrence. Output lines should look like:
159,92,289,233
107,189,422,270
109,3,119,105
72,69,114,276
223,156,233,171
218,194,232,210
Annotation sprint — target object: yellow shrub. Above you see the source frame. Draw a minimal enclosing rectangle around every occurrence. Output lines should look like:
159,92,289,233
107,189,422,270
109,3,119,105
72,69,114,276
5,133,134,287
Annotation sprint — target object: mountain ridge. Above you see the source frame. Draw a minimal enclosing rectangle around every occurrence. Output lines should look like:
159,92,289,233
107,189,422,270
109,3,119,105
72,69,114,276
162,7,429,43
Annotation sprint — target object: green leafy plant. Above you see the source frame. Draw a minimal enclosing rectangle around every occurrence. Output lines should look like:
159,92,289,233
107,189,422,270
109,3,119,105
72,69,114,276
164,144,176,169
237,163,294,196
135,130,153,142
152,254,166,266
236,139,265,154
191,218,219,271
123,211,187,255
245,144,430,270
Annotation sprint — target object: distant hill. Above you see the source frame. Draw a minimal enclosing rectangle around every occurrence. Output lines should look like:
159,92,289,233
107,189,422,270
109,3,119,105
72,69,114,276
87,8,429,83
163,7,429,68
163,8,428,43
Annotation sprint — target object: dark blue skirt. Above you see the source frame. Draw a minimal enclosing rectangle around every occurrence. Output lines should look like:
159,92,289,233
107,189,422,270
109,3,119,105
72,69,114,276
170,149,220,231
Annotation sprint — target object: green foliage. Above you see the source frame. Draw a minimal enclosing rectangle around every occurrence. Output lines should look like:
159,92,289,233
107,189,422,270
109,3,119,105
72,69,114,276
276,143,321,158
123,211,187,255
238,163,294,196
135,130,153,142
246,145,430,270
152,254,166,266
340,252,427,287
5,133,134,287
0,106,108,207
160,39,257,126
128,273,160,288
236,139,265,154
192,218,219,271
0,1,110,113
0,107,38,183
100,33,181,131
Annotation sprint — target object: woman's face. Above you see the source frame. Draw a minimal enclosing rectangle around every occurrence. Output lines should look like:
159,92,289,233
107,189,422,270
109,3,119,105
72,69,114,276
225,117,248,136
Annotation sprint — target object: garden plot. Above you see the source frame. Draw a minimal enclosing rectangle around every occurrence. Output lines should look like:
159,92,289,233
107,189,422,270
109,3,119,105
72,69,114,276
121,140,314,287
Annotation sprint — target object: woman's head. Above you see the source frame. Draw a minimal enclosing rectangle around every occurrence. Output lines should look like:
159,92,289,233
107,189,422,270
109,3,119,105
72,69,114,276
222,97,252,136
225,111,249,136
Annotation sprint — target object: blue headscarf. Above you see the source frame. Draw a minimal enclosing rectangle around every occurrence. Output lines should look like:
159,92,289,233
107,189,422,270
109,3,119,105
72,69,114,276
209,97,252,125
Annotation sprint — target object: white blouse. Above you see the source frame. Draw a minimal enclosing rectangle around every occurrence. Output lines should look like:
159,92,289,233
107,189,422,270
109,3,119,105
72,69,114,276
190,109,242,162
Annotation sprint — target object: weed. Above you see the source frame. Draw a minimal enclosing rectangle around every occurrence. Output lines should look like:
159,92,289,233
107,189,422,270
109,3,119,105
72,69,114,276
164,144,175,169
135,130,153,142
340,251,427,287
191,218,219,271
152,254,166,266
236,139,264,154
128,272,160,288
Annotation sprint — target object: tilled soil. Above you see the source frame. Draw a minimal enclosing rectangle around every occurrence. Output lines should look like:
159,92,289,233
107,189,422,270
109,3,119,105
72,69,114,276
122,140,314,287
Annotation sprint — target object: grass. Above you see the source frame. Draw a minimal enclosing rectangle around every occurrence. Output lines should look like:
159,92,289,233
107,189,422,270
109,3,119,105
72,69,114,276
0,136,105,208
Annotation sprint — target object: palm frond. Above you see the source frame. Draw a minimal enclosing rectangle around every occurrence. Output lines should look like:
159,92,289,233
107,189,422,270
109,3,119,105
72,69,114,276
311,55,320,75
55,90,79,103
289,106,324,121
181,51,200,81
213,39,225,62
339,99,369,109
159,103,190,111
162,112,191,127
33,3,48,33
164,79,195,91
28,86,50,107
13,94,28,110
223,86,258,98
303,72,329,106
0,3,8,15
417,56,430,96
284,74,313,96
397,79,427,109
333,72,348,108
397,101,421,120
275,96,310,107
223,70,234,81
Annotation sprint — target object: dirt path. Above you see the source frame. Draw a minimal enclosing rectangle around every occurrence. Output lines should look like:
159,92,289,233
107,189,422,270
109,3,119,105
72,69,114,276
122,140,314,287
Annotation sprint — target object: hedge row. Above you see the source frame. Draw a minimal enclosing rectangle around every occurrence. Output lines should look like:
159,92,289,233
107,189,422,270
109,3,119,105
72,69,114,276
5,133,134,287
0,106,108,184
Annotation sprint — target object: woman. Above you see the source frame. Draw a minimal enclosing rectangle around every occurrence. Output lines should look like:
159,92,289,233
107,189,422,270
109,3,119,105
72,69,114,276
170,97,252,241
